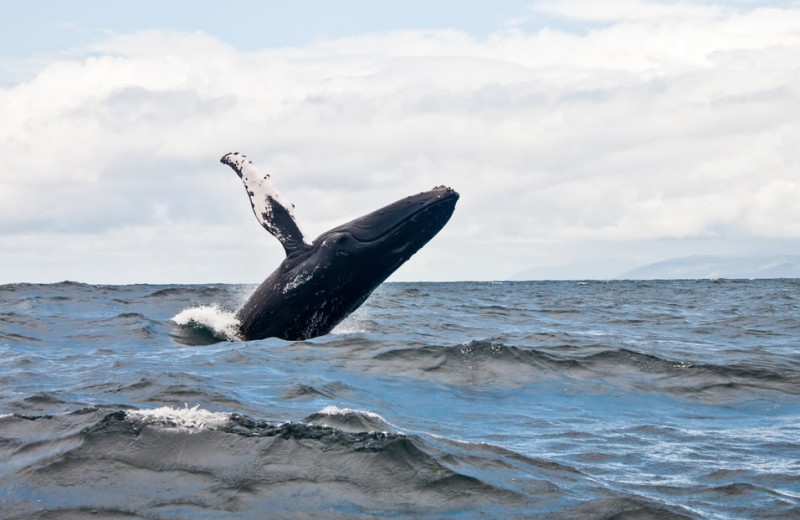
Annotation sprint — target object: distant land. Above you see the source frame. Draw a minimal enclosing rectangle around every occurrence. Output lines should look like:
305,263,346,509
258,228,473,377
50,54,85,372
513,255,800,280
621,255,800,280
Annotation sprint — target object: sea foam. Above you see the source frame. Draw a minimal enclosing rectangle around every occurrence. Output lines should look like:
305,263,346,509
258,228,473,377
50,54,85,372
171,304,242,341
127,404,231,431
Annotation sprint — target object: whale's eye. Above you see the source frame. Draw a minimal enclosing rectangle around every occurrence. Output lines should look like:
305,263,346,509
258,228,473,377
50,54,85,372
324,233,349,248
333,234,351,256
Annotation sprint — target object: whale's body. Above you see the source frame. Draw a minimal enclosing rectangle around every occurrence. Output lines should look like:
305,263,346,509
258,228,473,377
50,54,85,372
221,153,459,341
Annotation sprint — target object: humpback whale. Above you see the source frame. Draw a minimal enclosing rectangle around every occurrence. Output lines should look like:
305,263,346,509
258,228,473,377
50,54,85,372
221,152,459,341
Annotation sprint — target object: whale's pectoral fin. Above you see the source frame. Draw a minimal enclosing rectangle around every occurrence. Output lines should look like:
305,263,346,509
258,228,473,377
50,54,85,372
221,152,311,256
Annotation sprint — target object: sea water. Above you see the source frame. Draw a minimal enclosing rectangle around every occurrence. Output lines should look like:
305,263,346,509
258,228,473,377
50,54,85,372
1,280,799,519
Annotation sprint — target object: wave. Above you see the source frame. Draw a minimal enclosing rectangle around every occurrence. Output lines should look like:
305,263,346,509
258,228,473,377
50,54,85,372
302,406,394,433
121,405,395,435
146,285,230,298
282,382,353,401
0,406,534,518
0,405,699,519
0,330,41,343
171,304,241,344
126,404,232,431
370,340,800,400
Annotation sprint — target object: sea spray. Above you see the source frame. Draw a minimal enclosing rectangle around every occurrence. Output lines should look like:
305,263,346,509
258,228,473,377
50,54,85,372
171,304,242,341
127,404,232,431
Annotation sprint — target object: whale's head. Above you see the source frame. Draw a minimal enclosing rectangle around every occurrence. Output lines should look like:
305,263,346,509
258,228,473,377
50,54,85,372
314,186,459,272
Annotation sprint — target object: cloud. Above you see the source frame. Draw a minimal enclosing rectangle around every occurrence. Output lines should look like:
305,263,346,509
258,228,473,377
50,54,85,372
530,0,726,23
1,3,799,282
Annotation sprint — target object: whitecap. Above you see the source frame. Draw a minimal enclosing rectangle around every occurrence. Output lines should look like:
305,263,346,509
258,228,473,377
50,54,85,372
306,405,401,433
126,404,231,432
317,405,384,421
171,304,242,341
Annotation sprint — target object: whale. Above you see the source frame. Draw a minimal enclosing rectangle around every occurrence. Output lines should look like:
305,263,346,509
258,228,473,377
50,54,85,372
221,152,459,341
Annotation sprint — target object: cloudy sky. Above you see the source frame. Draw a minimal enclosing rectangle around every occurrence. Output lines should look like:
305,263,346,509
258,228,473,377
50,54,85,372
2,0,799,283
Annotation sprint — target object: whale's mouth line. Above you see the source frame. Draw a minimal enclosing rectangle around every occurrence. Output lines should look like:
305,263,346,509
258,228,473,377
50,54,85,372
348,194,458,244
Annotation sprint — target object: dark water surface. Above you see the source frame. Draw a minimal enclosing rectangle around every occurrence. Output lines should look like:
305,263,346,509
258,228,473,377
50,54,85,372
1,280,799,519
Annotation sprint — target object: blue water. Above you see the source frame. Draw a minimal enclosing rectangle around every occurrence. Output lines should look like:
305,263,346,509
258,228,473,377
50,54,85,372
1,280,799,519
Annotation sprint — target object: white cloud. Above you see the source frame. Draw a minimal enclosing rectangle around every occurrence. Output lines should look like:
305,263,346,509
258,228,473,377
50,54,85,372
531,0,726,23
1,3,799,282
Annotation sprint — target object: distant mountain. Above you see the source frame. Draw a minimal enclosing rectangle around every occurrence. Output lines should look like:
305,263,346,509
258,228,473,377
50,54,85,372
621,255,800,280
511,258,640,281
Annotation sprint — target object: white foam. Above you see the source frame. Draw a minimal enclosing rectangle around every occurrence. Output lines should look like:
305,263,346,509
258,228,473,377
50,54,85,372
313,406,404,434
171,304,242,341
318,405,385,422
127,405,231,432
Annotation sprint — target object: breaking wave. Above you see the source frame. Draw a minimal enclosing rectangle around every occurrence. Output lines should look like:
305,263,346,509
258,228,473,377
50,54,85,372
171,304,241,344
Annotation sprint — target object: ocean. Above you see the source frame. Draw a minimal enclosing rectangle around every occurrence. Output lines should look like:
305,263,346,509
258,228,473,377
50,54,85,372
1,279,798,519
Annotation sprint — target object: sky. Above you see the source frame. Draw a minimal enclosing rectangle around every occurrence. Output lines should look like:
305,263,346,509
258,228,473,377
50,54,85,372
1,0,799,283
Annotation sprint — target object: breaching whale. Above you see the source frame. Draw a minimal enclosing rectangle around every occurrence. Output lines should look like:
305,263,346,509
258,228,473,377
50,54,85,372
221,152,459,341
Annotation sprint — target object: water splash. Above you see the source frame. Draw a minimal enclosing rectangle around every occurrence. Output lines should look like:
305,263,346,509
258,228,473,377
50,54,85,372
171,304,242,342
332,304,371,334
126,404,232,431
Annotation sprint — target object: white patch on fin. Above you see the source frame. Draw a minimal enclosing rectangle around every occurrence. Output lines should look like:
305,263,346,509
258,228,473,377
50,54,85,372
221,152,311,254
